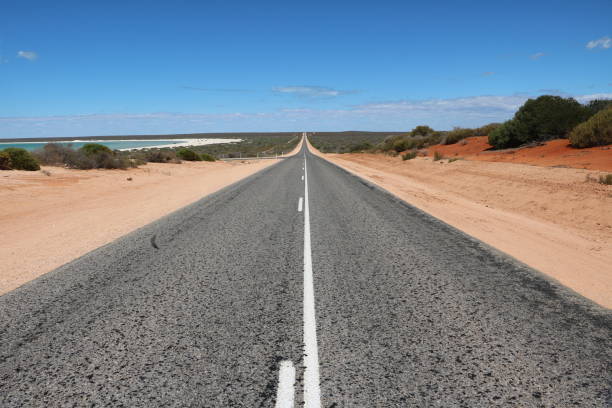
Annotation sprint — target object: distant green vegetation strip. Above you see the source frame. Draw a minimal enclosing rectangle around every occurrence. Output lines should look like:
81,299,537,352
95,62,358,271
0,133,302,171
307,96,612,156
184,133,300,158
308,131,400,153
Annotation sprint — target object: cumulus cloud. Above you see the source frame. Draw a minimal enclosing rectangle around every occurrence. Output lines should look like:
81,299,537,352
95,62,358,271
273,86,355,97
586,36,611,49
530,52,545,60
17,50,38,61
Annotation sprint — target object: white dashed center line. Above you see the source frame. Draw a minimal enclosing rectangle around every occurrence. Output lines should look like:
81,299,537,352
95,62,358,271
298,197,304,212
275,360,296,408
303,157,321,407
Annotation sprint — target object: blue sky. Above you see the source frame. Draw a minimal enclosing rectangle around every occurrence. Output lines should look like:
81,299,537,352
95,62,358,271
1,0,611,138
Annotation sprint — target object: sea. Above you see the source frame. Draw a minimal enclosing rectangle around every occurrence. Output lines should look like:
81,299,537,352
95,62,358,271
0,140,186,152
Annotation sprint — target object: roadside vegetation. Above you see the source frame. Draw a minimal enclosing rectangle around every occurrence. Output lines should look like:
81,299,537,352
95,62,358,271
32,143,135,170
0,148,40,170
188,132,300,158
568,106,612,148
489,97,612,149
401,151,418,160
1,132,300,171
599,174,612,185
308,131,395,153
306,95,611,159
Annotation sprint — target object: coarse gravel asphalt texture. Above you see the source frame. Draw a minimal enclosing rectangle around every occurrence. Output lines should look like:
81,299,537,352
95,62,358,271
1,139,611,407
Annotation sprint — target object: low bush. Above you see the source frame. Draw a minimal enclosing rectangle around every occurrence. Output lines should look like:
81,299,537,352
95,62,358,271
433,151,444,161
33,143,132,169
489,95,589,149
348,142,373,152
200,153,216,162
176,148,201,161
569,107,612,148
0,151,12,170
80,143,112,156
473,122,501,136
599,174,612,185
141,149,179,163
585,99,612,116
32,143,75,165
488,120,520,149
75,144,131,169
392,138,411,152
410,125,435,137
2,148,40,170
401,151,417,160
443,127,473,145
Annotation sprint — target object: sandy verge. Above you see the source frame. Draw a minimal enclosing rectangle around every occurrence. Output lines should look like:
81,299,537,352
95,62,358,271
311,142,612,308
284,135,304,156
0,159,276,295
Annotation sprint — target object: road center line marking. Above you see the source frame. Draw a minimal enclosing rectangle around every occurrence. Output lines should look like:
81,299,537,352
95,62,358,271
303,157,322,407
298,197,303,212
302,175,304,181
275,360,296,408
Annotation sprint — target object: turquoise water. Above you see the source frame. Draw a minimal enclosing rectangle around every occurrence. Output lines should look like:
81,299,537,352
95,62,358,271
0,140,184,151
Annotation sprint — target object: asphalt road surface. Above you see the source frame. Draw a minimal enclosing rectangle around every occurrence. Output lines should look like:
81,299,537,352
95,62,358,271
1,138,610,407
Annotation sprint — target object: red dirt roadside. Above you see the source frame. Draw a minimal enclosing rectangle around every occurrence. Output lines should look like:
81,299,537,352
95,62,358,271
428,136,612,171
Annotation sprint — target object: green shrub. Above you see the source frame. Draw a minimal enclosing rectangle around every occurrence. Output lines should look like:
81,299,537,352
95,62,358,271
390,138,407,152
32,143,75,165
141,149,179,163
473,122,501,136
80,143,113,156
2,148,40,170
200,153,216,162
433,151,443,161
585,99,612,116
599,174,612,185
0,151,12,170
489,120,519,149
380,134,402,151
401,151,417,160
176,148,201,161
443,127,473,145
69,143,131,169
489,95,589,149
424,132,443,146
410,125,435,137
569,107,612,148
348,142,373,152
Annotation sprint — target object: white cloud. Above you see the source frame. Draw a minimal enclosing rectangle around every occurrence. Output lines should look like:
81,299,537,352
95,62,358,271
586,36,611,49
573,93,612,103
273,86,354,97
353,94,529,116
1,93,610,138
530,52,545,60
17,50,38,61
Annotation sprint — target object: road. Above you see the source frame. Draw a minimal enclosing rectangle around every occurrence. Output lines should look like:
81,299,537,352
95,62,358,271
1,137,610,407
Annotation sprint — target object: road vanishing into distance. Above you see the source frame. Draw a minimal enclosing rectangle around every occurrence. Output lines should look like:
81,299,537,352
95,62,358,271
1,136,610,407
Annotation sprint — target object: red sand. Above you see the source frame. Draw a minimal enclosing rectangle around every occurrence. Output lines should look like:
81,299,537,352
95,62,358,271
427,137,612,171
